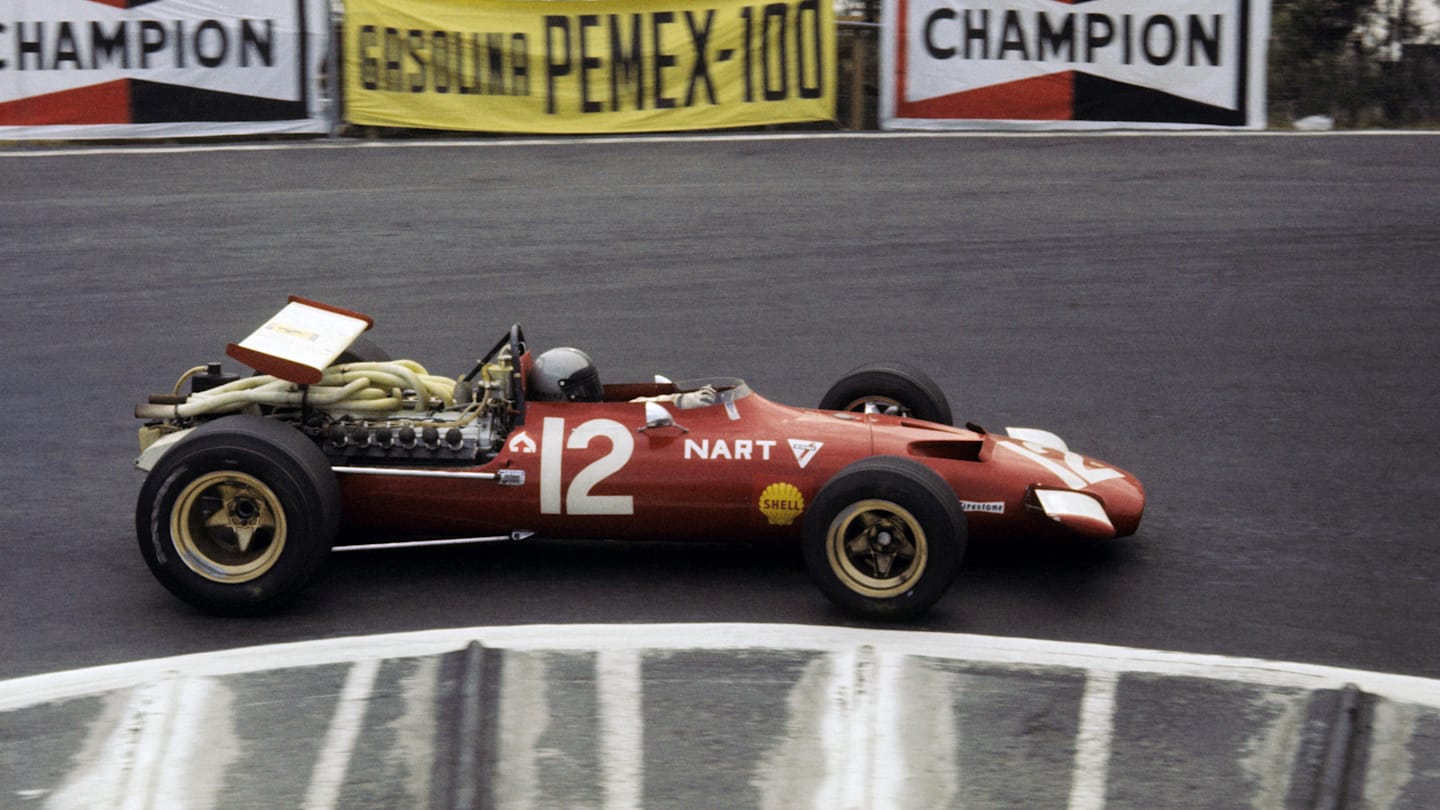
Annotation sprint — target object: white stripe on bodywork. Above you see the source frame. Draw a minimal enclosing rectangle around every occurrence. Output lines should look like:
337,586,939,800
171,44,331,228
997,441,1125,490
997,440,1089,489
1004,427,1069,453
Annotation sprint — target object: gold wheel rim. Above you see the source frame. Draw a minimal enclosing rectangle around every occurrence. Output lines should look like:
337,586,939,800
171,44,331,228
171,471,287,584
825,499,927,598
842,395,908,416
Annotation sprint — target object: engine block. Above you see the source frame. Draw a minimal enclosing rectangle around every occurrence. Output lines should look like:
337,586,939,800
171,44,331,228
314,414,500,466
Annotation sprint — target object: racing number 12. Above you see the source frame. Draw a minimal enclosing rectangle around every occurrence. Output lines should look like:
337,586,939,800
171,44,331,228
540,417,635,516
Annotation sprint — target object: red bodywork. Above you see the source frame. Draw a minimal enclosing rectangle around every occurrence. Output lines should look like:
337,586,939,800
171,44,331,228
337,380,1144,546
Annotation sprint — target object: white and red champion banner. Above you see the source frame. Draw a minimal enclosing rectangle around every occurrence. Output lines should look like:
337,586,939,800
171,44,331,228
881,0,1269,130
0,0,329,139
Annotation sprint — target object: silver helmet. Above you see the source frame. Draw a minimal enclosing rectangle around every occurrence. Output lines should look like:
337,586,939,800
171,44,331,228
529,347,603,402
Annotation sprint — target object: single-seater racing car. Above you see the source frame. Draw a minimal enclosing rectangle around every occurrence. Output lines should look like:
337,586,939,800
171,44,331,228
133,298,1145,619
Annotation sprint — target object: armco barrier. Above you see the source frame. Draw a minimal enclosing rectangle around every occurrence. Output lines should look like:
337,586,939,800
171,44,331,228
3,625,1439,808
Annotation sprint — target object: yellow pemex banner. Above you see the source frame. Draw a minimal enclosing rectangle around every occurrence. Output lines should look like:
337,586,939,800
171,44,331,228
343,0,835,133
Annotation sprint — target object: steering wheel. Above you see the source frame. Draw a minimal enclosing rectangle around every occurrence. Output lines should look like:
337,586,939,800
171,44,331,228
473,323,525,367
462,324,528,423
505,324,527,424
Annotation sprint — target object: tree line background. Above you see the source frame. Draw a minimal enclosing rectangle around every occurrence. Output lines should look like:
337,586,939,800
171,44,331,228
1271,0,1440,126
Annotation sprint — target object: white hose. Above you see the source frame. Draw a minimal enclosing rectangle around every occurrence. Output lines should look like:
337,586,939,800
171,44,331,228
161,377,372,417
151,361,461,419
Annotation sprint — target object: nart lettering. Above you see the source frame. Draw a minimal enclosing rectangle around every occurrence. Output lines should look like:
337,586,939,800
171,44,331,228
923,8,1225,68
0,18,277,72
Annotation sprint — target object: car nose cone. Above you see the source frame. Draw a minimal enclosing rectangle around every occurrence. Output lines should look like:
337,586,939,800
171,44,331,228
1102,472,1146,538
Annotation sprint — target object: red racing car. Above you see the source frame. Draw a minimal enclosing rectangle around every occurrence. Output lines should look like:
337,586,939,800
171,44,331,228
133,298,1144,619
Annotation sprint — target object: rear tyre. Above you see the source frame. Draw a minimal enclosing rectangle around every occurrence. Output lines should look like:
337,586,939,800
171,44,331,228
802,457,966,620
136,415,339,615
818,362,953,425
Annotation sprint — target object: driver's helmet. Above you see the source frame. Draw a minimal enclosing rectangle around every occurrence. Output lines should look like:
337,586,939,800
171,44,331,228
529,347,603,402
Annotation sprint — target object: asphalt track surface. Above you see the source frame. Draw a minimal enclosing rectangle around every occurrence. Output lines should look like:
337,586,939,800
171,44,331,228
2,132,1438,685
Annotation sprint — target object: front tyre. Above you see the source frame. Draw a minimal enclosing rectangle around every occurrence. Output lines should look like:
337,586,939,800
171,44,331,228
818,362,953,425
802,457,966,620
136,415,340,615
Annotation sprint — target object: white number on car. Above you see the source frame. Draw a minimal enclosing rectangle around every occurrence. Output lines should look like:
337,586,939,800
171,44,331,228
540,417,635,515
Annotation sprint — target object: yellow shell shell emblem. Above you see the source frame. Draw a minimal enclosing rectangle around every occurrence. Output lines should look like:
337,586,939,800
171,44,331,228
759,483,805,526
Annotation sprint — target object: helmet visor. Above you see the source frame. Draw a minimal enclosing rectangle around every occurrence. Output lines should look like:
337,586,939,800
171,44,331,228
560,365,603,401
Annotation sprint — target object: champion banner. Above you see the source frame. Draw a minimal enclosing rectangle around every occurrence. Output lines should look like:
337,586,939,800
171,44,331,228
882,0,1269,130
0,0,328,139
343,0,834,133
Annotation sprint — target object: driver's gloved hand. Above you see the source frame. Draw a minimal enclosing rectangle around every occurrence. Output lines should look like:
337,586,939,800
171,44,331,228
675,385,718,409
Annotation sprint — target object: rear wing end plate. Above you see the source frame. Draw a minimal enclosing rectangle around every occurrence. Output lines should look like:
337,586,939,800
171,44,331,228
226,297,373,384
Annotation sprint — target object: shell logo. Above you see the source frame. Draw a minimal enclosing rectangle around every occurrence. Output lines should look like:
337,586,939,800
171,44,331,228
759,482,805,526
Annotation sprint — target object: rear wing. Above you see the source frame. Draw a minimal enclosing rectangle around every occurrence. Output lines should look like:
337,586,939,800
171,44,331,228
226,297,373,384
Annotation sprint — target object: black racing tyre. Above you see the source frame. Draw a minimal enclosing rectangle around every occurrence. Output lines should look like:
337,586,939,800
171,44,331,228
802,456,966,620
135,415,340,616
337,336,390,364
818,362,953,425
